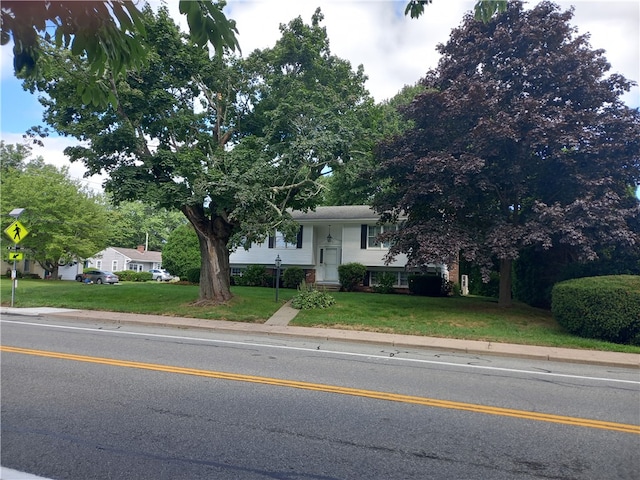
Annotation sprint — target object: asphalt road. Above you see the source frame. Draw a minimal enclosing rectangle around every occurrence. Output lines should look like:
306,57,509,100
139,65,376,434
1,315,639,480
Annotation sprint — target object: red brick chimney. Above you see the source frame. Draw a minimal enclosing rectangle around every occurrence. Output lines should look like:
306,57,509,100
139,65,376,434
137,245,145,253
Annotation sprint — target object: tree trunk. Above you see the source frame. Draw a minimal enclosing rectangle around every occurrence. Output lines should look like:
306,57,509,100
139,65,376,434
182,205,236,305
195,230,233,304
498,258,512,307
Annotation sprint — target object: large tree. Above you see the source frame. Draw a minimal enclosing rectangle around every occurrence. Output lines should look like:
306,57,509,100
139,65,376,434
2,0,239,106
405,0,507,21
26,7,371,303
1,147,110,279
321,83,428,206
374,1,640,306
105,200,186,251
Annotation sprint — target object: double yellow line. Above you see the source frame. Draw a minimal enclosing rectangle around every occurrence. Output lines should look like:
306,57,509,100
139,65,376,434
2,345,638,435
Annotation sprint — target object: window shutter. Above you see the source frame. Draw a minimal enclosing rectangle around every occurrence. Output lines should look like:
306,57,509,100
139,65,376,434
296,226,303,249
360,225,368,249
268,234,275,249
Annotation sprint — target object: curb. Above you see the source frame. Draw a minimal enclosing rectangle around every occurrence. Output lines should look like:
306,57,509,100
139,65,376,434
2,307,639,369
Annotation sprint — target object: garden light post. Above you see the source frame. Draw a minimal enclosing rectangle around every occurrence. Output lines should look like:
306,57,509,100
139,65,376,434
275,254,281,302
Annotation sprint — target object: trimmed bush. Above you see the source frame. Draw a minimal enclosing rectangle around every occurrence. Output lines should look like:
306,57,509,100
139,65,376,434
291,283,335,309
114,270,152,282
372,272,397,294
242,265,269,287
185,267,201,284
409,275,447,297
338,262,367,292
551,275,640,345
283,266,306,289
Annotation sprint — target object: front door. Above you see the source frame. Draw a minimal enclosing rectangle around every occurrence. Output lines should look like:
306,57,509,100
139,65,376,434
324,247,339,282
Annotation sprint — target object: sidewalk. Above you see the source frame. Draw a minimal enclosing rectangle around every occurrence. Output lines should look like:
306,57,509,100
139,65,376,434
1,305,638,368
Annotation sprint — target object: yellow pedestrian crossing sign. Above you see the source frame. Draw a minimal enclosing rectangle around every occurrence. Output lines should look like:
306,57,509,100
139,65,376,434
4,220,29,244
9,251,23,261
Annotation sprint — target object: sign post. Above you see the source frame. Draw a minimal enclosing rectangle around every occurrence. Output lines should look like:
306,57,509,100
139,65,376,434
4,211,28,307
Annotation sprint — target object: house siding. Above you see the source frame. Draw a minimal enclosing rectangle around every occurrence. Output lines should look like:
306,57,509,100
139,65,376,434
231,228,315,267
228,206,444,287
87,247,163,272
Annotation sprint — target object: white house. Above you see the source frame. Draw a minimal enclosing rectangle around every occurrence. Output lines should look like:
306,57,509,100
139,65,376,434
229,205,457,289
86,246,163,273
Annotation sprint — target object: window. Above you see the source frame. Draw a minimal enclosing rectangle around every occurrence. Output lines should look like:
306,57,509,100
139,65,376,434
231,267,244,276
268,226,303,249
112,260,118,271
96,260,102,269
370,271,397,287
368,271,410,288
367,225,396,249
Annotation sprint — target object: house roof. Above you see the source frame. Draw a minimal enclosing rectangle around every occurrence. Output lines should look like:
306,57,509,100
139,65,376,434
291,205,383,222
111,247,162,263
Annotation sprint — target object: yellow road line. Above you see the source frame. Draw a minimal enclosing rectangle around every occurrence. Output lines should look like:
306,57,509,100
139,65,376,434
3,345,638,435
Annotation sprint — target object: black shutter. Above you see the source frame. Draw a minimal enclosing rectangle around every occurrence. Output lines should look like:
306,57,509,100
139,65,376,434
360,225,368,249
296,226,303,249
268,234,274,249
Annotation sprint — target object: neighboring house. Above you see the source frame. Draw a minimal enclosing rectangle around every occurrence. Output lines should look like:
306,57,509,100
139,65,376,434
86,246,163,273
2,256,45,279
2,245,163,281
230,205,458,289
1,256,82,280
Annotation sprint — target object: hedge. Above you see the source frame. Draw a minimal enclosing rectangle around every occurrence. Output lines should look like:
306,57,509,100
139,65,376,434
551,275,640,345
283,266,306,289
114,270,152,282
408,274,448,297
338,263,367,292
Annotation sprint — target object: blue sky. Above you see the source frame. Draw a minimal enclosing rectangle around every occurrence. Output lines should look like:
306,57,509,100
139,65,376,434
1,0,638,195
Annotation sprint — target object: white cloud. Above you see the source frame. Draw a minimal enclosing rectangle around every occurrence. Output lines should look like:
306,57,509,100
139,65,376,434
0,132,106,193
1,0,637,191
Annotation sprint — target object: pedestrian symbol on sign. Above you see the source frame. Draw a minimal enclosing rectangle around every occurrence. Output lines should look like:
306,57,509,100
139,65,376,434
4,220,29,244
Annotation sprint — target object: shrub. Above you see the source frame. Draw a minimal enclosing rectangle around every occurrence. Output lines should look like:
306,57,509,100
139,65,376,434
185,267,201,284
551,275,640,345
409,275,448,297
441,280,455,297
283,266,306,289
161,224,200,279
291,283,336,310
114,270,152,282
242,264,269,287
338,262,367,292
137,271,153,282
372,272,397,294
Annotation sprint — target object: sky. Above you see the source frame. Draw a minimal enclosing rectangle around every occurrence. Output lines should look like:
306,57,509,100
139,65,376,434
1,0,638,193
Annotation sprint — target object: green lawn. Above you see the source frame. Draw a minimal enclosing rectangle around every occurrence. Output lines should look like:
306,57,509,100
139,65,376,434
2,278,638,353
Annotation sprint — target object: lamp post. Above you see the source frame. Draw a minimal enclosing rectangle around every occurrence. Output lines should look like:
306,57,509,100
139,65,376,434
8,208,25,307
274,254,281,302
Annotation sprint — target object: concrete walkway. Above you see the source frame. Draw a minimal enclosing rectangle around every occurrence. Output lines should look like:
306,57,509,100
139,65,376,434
265,300,300,326
1,306,638,369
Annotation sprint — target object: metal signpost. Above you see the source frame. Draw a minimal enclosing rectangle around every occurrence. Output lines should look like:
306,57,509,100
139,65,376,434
4,208,28,307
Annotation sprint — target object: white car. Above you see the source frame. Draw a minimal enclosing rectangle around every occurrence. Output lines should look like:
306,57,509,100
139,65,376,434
149,269,173,282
